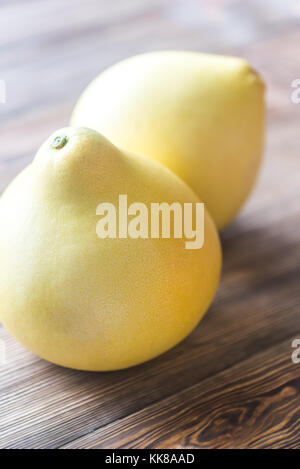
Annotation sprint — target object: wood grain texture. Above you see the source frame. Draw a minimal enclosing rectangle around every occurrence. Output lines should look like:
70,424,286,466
0,0,300,449
62,339,300,449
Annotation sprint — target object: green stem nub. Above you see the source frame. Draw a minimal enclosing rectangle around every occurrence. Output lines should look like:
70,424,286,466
51,135,68,150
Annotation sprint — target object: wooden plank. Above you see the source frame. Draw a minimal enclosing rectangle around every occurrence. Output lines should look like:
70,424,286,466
62,339,300,449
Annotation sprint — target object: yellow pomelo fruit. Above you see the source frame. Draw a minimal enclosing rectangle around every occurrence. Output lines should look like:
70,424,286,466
0,127,221,371
71,51,265,229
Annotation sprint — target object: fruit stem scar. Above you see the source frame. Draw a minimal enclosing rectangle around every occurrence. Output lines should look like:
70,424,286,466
51,135,68,150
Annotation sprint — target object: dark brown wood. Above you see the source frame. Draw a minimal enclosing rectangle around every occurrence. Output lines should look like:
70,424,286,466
1,0,300,449
62,339,300,449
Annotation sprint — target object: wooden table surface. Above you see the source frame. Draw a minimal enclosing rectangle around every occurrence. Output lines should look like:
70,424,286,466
1,0,300,449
